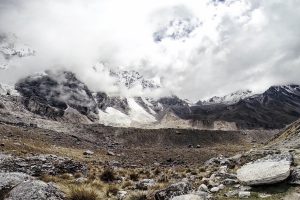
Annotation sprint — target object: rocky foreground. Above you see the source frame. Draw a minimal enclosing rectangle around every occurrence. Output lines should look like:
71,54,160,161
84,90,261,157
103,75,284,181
0,120,300,200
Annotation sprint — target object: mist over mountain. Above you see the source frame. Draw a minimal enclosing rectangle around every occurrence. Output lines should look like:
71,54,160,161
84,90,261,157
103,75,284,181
0,0,300,100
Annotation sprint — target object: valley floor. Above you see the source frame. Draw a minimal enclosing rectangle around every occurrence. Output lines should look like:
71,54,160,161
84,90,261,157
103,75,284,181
2,120,297,200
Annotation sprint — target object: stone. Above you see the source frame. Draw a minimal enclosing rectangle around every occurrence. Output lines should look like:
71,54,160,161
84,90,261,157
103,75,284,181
218,184,225,190
74,177,88,183
210,187,219,193
83,150,94,155
107,151,115,156
288,167,300,185
225,190,238,197
117,190,127,200
0,172,33,191
237,153,292,185
155,182,192,200
136,179,155,190
258,193,272,198
240,186,252,191
5,180,64,200
222,178,238,185
198,184,209,193
171,194,204,200
238,191,251,198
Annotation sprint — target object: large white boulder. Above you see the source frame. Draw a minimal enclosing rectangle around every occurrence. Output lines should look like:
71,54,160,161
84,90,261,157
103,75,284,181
171,194,205,200
237,154,292,185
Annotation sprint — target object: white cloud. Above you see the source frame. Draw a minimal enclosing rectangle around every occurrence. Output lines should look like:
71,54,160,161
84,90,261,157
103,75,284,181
0,0,300,101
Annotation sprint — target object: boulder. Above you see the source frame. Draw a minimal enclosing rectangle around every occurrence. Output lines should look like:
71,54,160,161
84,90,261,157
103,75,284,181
210,187,219,193
5,180,64,200
238,191,251,198
0,172,33,191
197,184,209,193
237,153,292,185
171,194,204,200
155,182,192,200
136,179,155,190
117,190,127,200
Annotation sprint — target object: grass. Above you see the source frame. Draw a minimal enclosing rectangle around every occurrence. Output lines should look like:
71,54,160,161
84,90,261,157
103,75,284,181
67,185,99,200
100,168,116,182
125,192,147,200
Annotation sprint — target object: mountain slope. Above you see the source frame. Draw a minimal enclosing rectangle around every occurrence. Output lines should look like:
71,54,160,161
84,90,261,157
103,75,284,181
200,89,253,105
191,85,300,129
10,70,300,130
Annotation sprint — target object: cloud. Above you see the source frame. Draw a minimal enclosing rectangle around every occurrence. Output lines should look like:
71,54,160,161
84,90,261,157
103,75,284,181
0,0,299,101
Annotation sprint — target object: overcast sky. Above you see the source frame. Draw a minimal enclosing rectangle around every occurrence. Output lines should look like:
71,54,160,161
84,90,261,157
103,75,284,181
0,0,300,101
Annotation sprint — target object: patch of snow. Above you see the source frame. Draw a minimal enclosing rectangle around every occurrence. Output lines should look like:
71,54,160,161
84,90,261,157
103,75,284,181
203,89,253,105
0,83,19,96
98,107,131,127
127,98,157,124
98,98,157,127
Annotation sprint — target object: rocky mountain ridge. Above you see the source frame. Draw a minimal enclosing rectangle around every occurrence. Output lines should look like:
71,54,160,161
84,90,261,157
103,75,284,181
2,70,300,130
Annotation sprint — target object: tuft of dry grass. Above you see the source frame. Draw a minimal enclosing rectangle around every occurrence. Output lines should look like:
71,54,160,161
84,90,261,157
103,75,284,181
67,185,99,200
100,168,116,182
125,192,147,200
129,173,139,181
106,185,119,197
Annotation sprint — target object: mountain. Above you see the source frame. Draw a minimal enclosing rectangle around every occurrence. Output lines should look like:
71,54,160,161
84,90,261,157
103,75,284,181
200,89,253,105
153,18,201,42
109,69,160,90
0,33,35,70
6,70,300,130
15,71,99,121
191,85,300,129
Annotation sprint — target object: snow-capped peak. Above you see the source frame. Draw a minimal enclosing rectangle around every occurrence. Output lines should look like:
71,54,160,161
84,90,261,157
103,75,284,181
153,18,201,42
109,69,160,90
202,89,253,105
0,33,35,70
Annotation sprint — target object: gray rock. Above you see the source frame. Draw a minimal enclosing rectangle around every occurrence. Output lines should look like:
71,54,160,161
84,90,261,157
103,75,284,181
0,172,33,191
74,177,88,183
155,182,192,200
198,184,209,193
222,178,238,185
237,153,292,185
83,150,94,155
171,194,204,200
136,179,155,190
117,190,127,200
238,191,251,198
5,180,64,200
288,167,300,185
210,187,219,193
107,151,115,156
0,154,87,176
225,190,238,197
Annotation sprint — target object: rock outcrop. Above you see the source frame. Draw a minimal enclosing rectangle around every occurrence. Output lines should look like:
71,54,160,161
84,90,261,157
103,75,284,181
16,71,99,121
0,153,87,176
155,182,192,200
237,153,292,185
5,180,64,200
0,172,64,200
